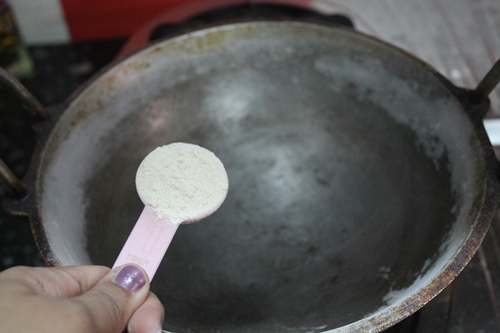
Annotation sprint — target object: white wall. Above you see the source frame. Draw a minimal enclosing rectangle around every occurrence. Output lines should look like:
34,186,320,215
9,0,70,45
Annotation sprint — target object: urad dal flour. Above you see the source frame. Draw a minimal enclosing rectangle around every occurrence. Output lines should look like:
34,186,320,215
136,143,229,226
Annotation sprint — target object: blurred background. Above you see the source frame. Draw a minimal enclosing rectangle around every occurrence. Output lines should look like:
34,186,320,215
1,0,499,331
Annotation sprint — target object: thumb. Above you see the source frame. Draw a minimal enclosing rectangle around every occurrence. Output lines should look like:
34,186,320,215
74,264,150,333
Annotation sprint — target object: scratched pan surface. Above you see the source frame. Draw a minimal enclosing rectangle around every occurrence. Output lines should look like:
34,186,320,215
34,22,495,332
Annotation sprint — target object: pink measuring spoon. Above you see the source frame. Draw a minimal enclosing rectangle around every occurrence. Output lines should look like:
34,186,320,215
113,142,229,280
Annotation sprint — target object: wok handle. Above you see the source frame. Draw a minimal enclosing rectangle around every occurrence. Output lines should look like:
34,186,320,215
0,67,46,198
471,58,500,103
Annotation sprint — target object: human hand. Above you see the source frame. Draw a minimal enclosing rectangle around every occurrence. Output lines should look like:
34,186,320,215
0,264,164,333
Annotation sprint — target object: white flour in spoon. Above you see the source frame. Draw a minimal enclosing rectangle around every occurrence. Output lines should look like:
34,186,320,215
136,142,229,226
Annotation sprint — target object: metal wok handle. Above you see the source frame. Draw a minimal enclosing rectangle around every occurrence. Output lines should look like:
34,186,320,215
0,67,47,198
471,58,500,103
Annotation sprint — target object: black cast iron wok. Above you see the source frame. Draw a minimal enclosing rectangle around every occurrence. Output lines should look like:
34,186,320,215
2,20,500,333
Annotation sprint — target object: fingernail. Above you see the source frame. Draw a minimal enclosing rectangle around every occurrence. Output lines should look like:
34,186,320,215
113,265,147,292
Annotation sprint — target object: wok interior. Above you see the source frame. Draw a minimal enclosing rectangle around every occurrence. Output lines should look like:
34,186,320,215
38,22,485,332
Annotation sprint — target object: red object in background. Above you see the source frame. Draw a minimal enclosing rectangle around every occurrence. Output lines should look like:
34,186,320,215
60,0,191,41
59,0,316,42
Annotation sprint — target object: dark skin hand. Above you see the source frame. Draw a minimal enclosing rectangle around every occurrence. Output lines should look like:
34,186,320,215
0,264,164,333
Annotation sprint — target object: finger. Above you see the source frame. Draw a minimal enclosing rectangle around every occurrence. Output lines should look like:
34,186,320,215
55,265,111,295
128,291,164,333
73,264,150,333
0,265,110,297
